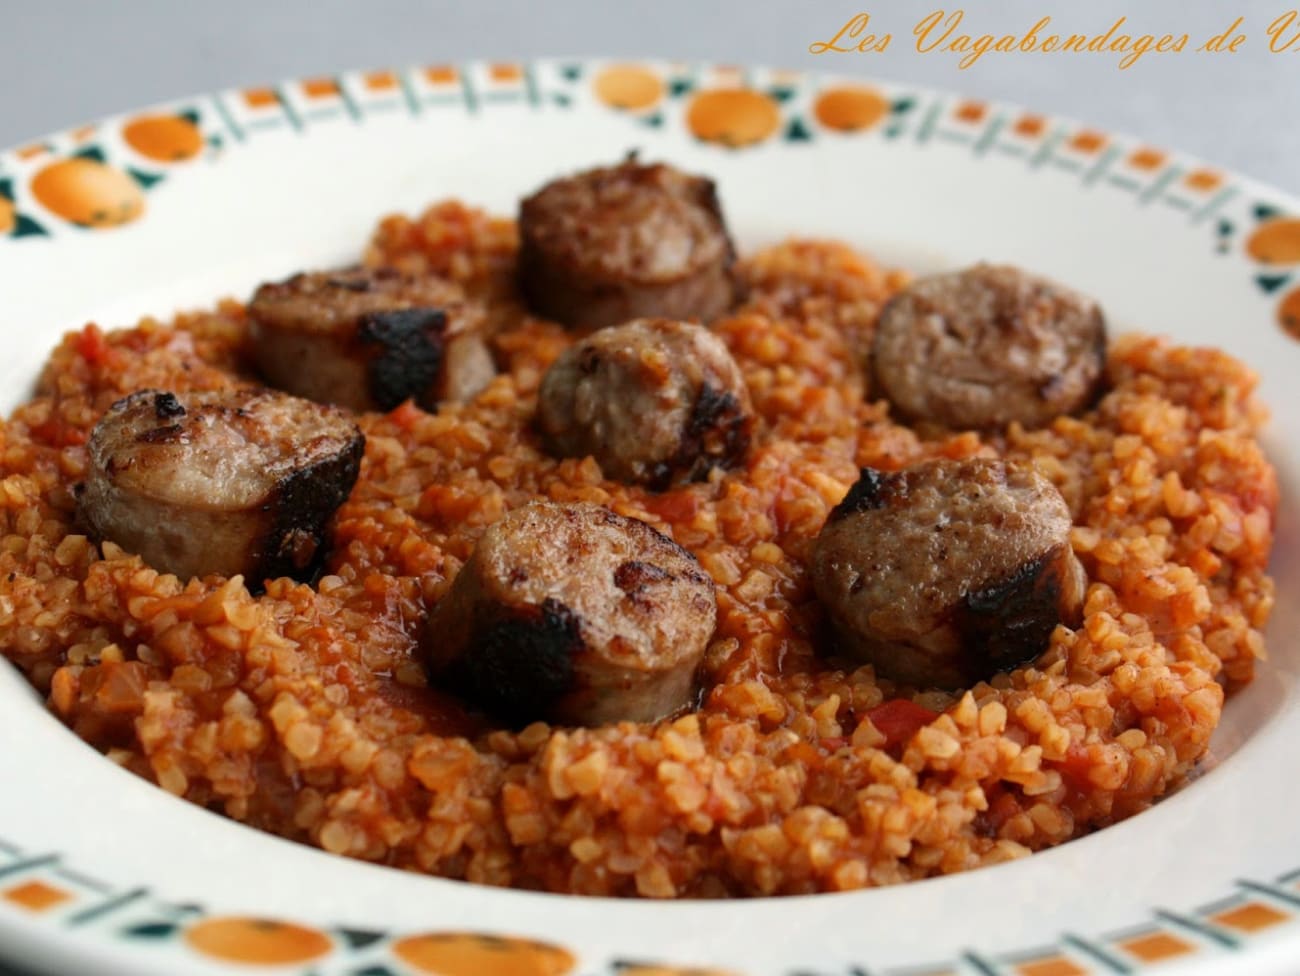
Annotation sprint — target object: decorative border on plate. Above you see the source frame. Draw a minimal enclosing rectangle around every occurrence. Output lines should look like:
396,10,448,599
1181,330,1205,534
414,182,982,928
1,59,1299,975
2,59,1300,343
4,831,1300,975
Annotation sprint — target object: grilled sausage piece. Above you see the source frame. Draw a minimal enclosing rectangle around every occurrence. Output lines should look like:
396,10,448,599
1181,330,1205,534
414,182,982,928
79,388,364,588
247,266,495,412
517,157,740,329
537,318,753,488
424,501,717,726
812,458,1087,689
871,264,1107,430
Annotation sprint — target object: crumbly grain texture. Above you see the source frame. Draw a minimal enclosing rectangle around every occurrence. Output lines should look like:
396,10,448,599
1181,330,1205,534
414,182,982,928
0,201,1277,897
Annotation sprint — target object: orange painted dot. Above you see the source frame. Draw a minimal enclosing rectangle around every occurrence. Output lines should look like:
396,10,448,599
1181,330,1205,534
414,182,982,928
3,880,72,912
1185,168,1222,192
1276,285,1300,340
425,65,458,85
1069,130,1107,153
365,69,398,91
1247,218,1300,264
1014,957,1087,976
31,158,144,228
185,917,331,965
123,115,203,162
392,933,575,976
303,77,340,99
1211,901,1290,932
1118,931,1195,962
15,144,47,161
813,86,889,132
686,89,781,147
490,63,522,82
954,100,987,123
70,123,97,143
1013,115,1045,137
0,196,15,236
243,87,278,108
1128,147,1166,170
593,65,664,111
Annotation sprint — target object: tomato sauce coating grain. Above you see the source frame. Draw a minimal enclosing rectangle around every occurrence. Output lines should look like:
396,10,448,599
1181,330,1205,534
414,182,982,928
0,201,1277,898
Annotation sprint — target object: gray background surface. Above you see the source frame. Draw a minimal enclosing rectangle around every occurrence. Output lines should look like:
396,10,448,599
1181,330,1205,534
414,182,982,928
1,0,1298,192
0,1,1296,974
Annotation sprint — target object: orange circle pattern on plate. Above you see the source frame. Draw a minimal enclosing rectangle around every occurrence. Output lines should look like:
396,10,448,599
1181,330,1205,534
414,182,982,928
813,86,889,131
1276,286,1300,341
183,917,332,965
0,197,14,236
593,64,664,110
30,158,144,228
1247,218,1300,265
686,89,780,147
392,932,576,976
123,114,203,162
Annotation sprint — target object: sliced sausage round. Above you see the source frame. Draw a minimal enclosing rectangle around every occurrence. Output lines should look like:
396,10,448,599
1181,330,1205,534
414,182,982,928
423,501,717,726
517,156,739,329
78,388,364,588
812,457,1087,689
247,266,495,412
537,318,753,489
870,264,1107,430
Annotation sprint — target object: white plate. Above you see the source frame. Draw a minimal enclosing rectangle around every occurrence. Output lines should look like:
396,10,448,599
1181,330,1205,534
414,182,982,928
1,59,1298,976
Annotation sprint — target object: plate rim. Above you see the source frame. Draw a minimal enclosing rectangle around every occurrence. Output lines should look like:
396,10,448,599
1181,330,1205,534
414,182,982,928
0,55,1297,976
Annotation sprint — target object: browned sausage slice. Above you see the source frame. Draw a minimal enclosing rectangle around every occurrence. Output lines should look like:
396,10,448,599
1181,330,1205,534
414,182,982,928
537,318,753,489
812,458,1086,689
423,501,717,726
248,266,494,411
78,388,363,587
517,156,739,329
871,264,1107,430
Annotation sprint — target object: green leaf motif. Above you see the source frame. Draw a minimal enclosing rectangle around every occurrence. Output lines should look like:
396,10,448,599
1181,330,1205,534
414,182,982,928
1254,203,1283,222
128,168,164,189
1217,218,1234,237
335,927,386,949
668,78,694,98
640,112,664,128
551,92,572,107
350,966,400,976
785,117,813,142
1255,273,1290,294
768,86,796,103
179,108,201,126
0,178,12,201
559,64,582,82
121,921,178,940
891,97,916,114
71,145,106,163
12,214,48,238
